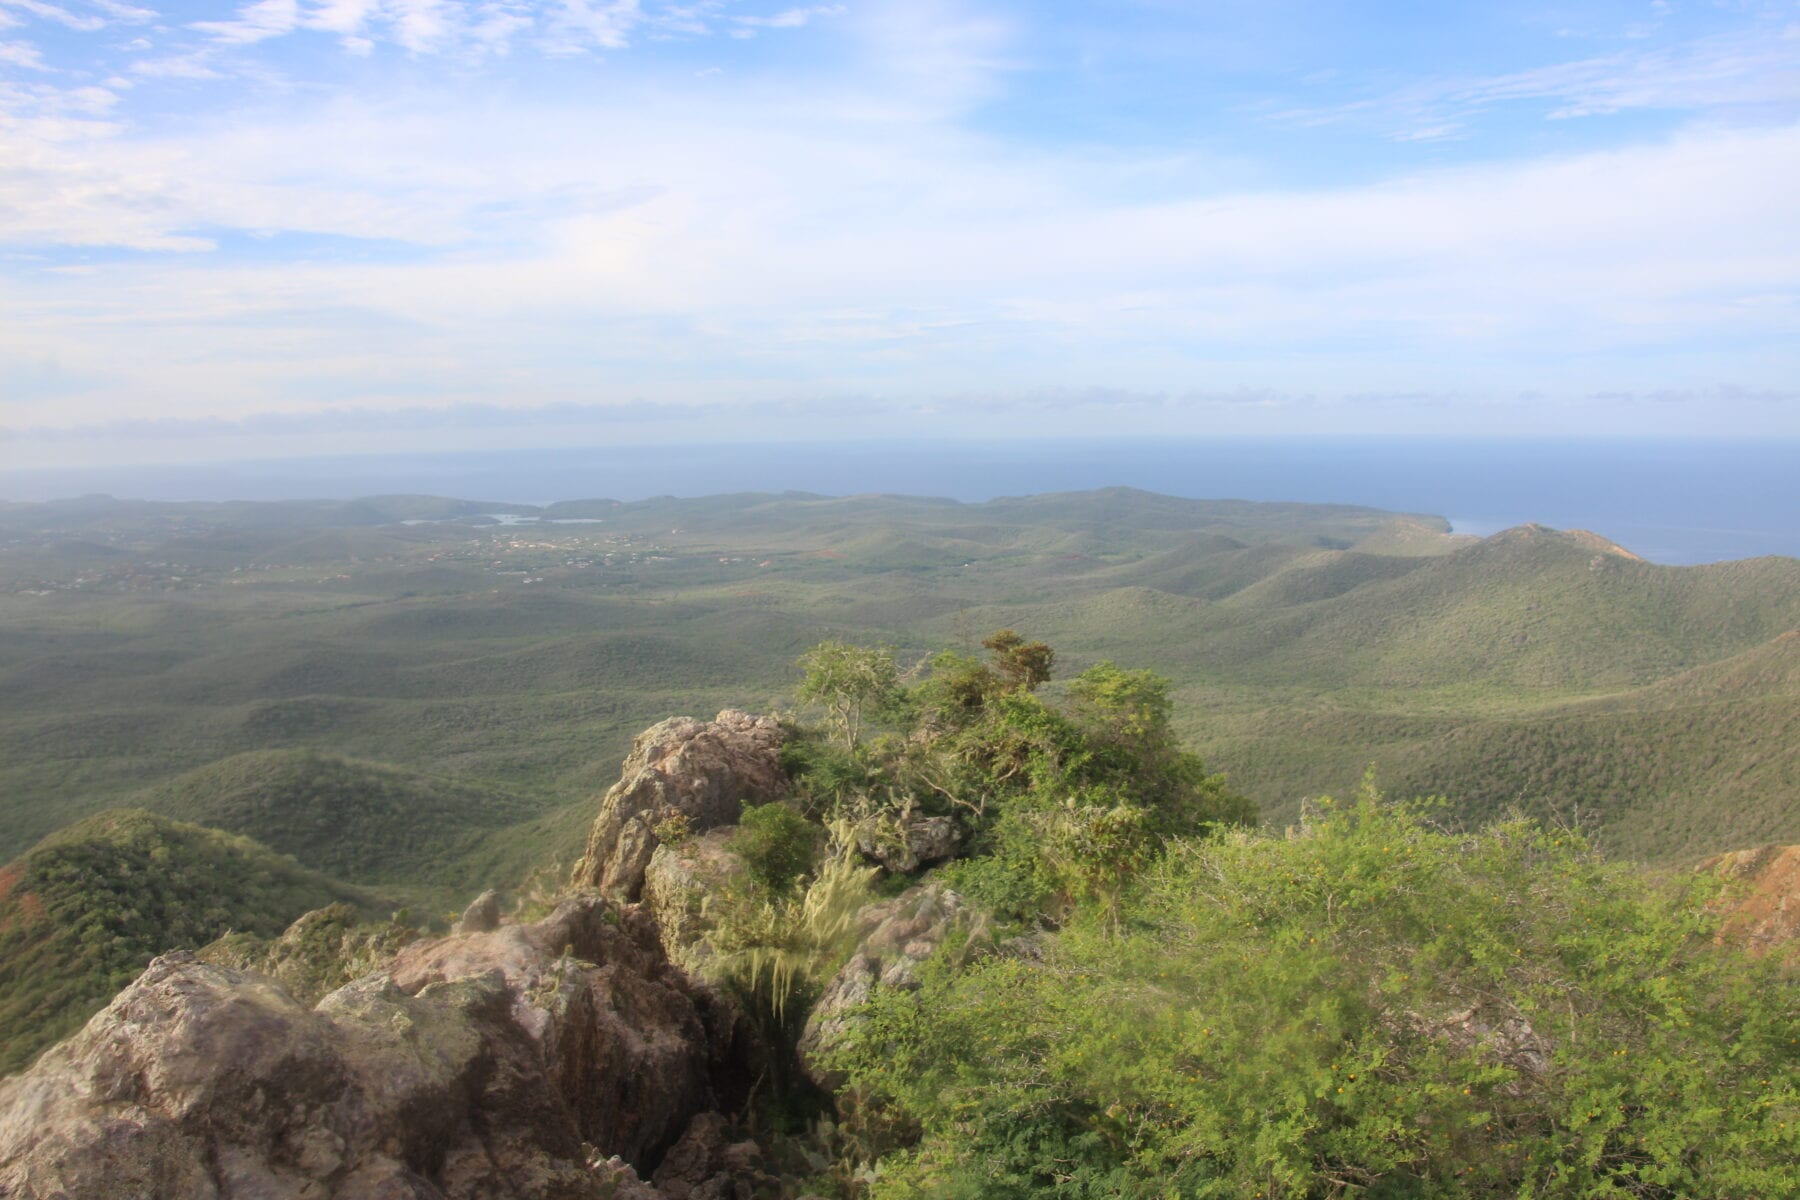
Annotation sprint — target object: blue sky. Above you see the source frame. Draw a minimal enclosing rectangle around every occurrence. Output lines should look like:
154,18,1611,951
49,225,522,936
2,0,1798,464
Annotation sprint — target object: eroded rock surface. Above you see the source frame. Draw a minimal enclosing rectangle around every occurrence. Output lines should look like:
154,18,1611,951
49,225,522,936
642,828,749,966
572,711,787,902
651,1112,775,1200
455,889,500,934
0,955,603,1199
853,813,963,874
0,896,765,1199
387,896,756,1169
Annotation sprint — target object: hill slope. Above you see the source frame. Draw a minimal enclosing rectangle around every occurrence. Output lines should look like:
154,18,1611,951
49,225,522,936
0,809,380,1074
140,750,543,890
3,492,1799,869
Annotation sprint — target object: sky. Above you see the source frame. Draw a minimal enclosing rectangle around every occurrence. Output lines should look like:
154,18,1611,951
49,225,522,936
2,0,1798,466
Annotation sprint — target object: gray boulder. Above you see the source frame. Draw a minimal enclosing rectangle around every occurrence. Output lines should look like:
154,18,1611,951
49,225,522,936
386,896,753,1169
0,955,603,1199
853,813,963,874
571,711,786,902
641,828,749,967
0,897,766,1199
455,890,501,934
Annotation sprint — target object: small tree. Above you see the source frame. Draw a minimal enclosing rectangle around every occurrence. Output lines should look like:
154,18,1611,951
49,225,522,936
982,628,1054,692
1069,661,1256,836
1033,792,1152,921
796,640,902,751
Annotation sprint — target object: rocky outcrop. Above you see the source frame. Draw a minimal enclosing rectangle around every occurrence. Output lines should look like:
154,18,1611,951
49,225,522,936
853,813,963,874
1403,1006,1551,1088
651,1112,776,1200
1700,843,1800,964
0,898,767,1199
572,711,787,902
797,882,970,1091
456,889,501,933
387,896,757,1169
0,955,603,1199
573,1113,776,1200
642,828,749,966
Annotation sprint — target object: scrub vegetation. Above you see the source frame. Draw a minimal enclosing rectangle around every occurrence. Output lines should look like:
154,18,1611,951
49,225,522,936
3,488,1798,1098
827,789,1799,1198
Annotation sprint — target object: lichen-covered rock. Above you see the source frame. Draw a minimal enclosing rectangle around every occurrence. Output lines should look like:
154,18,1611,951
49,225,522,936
572,711,786,902
853,813,963,874
651,1112,771,1200
0,711,800,1200
0,895,769,1199
0,954,606,1200
797,882,969,1091
642,829,749,966
386,896,756,1168
1401,1006,1551,1088
198,903,409,1010
590,1156,662,1200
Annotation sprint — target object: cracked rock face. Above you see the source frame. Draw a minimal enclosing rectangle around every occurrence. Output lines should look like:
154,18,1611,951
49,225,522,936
853,814,963,874
571,710,787,903
0,898,765,1200
387,896,755,1170
0,954,603,1200
642,829,749,968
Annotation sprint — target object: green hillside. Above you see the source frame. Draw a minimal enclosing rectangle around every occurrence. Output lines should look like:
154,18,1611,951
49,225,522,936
0,809,380,1074
139,750,546,895
2,489,1798,877
1378,632,1800,859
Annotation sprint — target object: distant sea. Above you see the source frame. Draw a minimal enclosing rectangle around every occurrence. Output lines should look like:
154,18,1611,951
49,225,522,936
7,437,1799,566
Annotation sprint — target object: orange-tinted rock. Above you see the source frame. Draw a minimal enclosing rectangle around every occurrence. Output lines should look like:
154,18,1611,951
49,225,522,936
1699,844,1800,964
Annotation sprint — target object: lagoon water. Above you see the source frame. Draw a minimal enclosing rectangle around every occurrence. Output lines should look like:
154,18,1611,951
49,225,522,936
8,437,1798,566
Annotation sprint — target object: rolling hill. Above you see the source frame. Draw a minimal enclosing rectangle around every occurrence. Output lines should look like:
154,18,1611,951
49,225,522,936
0,809,381,1074
2,489,1797,876
138,750,544,891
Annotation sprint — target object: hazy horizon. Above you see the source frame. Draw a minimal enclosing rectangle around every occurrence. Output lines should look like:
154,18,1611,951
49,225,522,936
9,436,1798,566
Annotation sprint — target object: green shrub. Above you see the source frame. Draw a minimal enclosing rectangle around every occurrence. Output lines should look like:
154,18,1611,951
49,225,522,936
734,802,821,894
832,790,1800,1198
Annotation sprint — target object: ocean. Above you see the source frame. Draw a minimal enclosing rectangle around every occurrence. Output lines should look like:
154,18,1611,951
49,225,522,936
6,437,1798,566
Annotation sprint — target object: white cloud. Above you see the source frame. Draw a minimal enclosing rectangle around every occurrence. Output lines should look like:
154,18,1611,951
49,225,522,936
1469,27,1800,118
129,52,225,78
732,4,843,32
306,0,377,35
0,0,105,31
193,0,301,45
92,0,155,19
0,38,45,66
1280,24,1800,138
3,45,1797,429
2,1,1797,440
